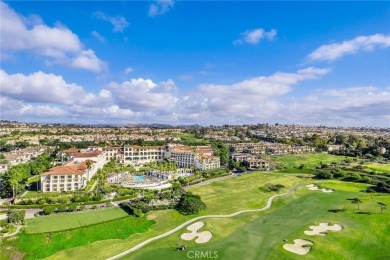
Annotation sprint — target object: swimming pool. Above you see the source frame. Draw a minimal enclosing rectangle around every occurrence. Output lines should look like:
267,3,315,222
134,175,145,182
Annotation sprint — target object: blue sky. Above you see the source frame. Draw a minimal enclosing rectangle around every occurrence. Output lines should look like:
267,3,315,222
1,1,389,126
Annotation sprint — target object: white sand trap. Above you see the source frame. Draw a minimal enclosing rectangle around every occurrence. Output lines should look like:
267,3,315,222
283,239,313,255
181,221,213,244
304,223,343,236
306,184,334,193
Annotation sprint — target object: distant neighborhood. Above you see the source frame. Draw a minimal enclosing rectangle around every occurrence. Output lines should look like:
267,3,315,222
0,120,389,198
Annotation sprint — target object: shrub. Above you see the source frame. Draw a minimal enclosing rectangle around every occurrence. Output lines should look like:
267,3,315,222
37,198,47,205
316,171,333,179
259,183,285,192
56,204,67,212
43,206,55,215
8,210,25,224
92,194,103,201
58,197,70,204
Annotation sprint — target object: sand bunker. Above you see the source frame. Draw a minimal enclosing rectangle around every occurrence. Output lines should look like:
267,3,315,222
304,223,343,236
306,184,334,193
181,222,212,243
283,239,313,255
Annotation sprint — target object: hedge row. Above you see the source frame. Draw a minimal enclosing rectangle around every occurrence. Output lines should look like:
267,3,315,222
5,199,111,209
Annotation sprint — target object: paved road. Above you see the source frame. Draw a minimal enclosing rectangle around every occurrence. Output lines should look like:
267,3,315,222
107,182,304,260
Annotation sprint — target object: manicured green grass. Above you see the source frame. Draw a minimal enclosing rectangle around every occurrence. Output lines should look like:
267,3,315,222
125,181,389,260
274,153,349,169
21,191,65,198
4,172,389,260
25,207,130,234
190,172,302,215
365,163,390,174
1,215,154,260
40,210,192,260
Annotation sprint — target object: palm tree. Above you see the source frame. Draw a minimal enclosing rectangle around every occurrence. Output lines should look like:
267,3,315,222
378,202,387,214
86,160,92,181
351,198,362,210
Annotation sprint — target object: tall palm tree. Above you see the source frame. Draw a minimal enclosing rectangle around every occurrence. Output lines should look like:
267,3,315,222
86,160,92,181
351,198,362,210
378,202,387,214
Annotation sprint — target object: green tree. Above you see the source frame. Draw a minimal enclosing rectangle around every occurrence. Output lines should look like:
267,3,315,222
176,193,206,215
351,198,362,210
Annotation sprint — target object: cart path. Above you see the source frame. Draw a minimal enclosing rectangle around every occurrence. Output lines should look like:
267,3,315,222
107,182,304,260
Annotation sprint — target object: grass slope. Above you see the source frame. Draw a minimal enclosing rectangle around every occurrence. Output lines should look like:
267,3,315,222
25,207,130,234
365,163,390,174
41,210,192,260
124,181,389,260
1,215,154,260
190,172,302,215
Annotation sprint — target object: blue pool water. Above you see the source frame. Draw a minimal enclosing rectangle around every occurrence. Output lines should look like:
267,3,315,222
134,175,145,182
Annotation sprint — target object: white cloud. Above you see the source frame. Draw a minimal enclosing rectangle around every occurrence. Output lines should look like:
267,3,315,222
0,67,388,126
0,2,106,72
93,11,129,32
71,50,107,73
107,78,178,112
0,96,68,119
283,86,390,126
0,70,86,105
234,28,277,45
149,0,175,17
308,34,390,62
179,67,329,122
91,30,105,43
124,67,133,75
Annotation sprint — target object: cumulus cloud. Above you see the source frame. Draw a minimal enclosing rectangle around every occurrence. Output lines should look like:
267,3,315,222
181,67,329,117
0,96,68,119
94,11,129,32
0,70,86,105
0,2,106,72
308,34,390,62
149,0,175,17
234,28,277,45
107,78,178,112
283,86,390,126
71,50,107,72
1,67,388,126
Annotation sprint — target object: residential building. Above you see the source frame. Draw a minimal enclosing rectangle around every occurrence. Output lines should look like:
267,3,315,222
40,160,96,192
